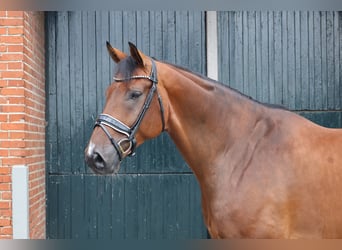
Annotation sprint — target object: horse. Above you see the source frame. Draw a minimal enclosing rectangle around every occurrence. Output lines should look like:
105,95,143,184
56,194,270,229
85,41,342,238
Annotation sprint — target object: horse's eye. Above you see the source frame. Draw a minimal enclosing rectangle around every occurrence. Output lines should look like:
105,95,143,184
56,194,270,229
129,91,142,100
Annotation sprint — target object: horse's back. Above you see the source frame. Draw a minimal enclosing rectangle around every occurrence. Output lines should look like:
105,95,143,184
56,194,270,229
207,111,342,238
265,112,342,238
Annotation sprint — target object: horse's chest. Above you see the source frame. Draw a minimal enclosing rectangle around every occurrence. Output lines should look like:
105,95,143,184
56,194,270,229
203,189,288,238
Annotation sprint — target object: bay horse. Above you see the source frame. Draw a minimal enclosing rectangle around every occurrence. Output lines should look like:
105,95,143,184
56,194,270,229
85,42,342,238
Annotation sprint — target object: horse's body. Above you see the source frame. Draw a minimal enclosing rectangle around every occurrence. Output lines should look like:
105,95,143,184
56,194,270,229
85,42,342,238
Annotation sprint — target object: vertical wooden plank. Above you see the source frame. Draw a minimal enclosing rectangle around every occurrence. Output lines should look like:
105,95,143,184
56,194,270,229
255,11,262,102
95,11,110,111
228,11,235,86
58,176,71,238
242,11,248,94
109,11,124,51
287,11,296,110
45,12,58,175
313,12,322,109
96,176,114,239
175,11,189,67
70,175,86,238
83,176,98,238
268,11,275,104
111,175,125,239
163,175,178,239
69,12,85,174
189,11,206,74
260,12,270,104
234,12,243,92
247,11,257,99
217,11,229,85
294,11,302,110
149,175,165,238
300,11,310,110
308,11,315,110
122,11,137,49
334,12,341,109
46,176,58,238
281,11,289,108
273,11,283,105
326,12,335,110
137,175,151,239
56,12,71,174
162,11,176,63
124,174,139,239
321,11,328,110
82,12,97,175
136,11,151,53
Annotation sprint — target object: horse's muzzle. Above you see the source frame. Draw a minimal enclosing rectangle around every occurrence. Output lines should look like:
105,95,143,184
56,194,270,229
85,142,120,175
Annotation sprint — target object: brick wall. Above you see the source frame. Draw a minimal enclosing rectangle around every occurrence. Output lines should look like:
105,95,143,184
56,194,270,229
0,11,45,239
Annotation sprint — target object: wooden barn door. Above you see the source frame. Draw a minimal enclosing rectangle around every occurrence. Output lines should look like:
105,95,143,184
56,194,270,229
217,11,342,127
45,11,207,239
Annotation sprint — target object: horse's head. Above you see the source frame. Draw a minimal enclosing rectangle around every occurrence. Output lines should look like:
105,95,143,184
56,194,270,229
85,42,167,175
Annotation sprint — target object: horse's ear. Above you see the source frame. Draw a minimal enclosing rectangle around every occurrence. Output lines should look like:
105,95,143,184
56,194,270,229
106,41,127,63
128,42,146,67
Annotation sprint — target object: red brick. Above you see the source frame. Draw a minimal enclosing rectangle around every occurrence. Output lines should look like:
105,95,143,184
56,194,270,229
7,79,23,87
0,71,23,79
0,183,10,191
7,11,24,17
0,140,25,148
8,27,23,35
0,114,7,122
0,219,11,227
0,87,24,96
1,157,26,165
0,35,24,44
9,149,28,157
0,105,25,113
7,45,23,53
0,80,7,87
0,209,11,218
0,202,10,209
0,150,8,157
7,62,23,70
0,45,6,52
0,167,10,175
9,131,25,139
0,53,23,62
0,175,11,183
9,113,25,122
1,122,25,131
0,63,7,70
1,192,12,200
0,18,23,26
0,227,13,235
7,96,25,105
0,27,7,35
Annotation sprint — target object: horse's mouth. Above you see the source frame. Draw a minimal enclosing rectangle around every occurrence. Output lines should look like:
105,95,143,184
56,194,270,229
89,163,120,175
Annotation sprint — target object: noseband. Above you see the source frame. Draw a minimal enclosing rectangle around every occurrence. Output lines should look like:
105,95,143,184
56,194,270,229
94,59,165,161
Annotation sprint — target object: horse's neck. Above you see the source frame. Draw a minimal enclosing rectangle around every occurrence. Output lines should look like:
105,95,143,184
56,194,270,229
162,66,266,180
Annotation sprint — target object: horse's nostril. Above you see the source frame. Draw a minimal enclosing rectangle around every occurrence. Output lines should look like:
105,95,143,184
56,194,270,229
86,149,106,171
93,152,105,169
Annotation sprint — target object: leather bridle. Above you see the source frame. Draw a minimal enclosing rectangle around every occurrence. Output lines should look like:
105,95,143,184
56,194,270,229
94,59,165,161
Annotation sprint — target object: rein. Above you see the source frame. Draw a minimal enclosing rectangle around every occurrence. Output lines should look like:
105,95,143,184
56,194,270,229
94,59,165,161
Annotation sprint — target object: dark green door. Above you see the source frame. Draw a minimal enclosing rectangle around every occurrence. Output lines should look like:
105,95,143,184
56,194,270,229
217,11,342,127
45,11,208,239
